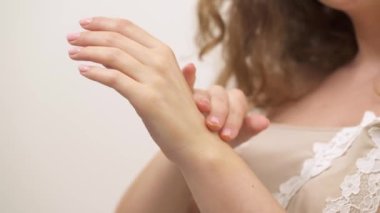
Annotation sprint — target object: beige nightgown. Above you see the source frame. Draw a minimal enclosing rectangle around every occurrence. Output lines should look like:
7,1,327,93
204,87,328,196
235,111,380,213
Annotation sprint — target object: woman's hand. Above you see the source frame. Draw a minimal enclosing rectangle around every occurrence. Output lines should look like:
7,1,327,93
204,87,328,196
67,17,213,161
67,17,284,213
181,64,270,148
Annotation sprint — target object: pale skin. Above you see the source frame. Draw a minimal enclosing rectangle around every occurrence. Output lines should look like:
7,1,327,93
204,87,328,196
67,17,280,213
67,0,380,212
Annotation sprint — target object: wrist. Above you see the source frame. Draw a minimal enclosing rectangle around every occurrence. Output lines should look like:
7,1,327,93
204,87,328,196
166,131,230,169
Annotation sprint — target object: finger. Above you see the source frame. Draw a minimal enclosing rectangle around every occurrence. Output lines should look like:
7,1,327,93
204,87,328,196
68,46,144,81
182,63,196,89
193,89,211,113
67,31,150,64
206,85,229,131
229,113,270,148
219,89,247,142
79,17,160,48
78,65,139,99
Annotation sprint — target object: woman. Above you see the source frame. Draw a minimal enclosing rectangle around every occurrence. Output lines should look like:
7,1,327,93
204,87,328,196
67,0,380,212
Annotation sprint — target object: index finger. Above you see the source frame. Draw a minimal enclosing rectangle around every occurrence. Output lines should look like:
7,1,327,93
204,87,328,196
79,17,160,48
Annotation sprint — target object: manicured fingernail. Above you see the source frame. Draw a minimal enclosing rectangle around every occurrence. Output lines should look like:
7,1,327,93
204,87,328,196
198,98,210,109
79,65,90,73
67,32,80,41
80,18,93,26
208,116,220,127
222,128,234,139
68,47,82,55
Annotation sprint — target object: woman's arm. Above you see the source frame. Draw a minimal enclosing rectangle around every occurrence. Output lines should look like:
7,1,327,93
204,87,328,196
67,17,284,213
177,136,284,213
116,143,283,213
115,65,270,213
115,151,199,213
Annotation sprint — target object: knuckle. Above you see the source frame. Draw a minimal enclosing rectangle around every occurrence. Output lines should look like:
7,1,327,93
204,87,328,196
150,76,165,87
220,104,230,116
158,43,172,53
230,88,248,108
216,96,229,107
157,44,175,58
230,88,245,100
151,55,168,70
115,19,135,37
143,88,164,105
105,48,123,63
149,45,176,71
116,19,134,29
210,85,224,92
104,33,119,46
210,86,228,103
227,102,241,117
212,102,229,117
105,71,121,87
151,55,164,65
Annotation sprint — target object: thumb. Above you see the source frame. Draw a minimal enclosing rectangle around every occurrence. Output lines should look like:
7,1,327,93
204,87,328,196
182,63,196,90
229,113,270,148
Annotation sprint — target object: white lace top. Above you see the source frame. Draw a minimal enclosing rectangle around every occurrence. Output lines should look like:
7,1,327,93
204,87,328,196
235,111,380,213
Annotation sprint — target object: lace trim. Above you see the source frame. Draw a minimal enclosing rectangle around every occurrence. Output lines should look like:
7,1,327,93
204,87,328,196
273,111,377,208
323,126,380,213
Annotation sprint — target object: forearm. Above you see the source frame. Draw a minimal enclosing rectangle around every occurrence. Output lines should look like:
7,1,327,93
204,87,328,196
115,151,199,213
175,135,285,213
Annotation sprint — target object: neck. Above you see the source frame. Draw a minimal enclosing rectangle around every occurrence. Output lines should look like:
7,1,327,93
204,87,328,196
336,5,380,103
347,6,380,63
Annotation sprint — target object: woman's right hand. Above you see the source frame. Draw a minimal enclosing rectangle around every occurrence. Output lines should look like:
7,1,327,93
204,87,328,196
182,63,270,148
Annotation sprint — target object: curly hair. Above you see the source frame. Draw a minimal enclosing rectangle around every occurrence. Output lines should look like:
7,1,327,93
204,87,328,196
196,0,357,109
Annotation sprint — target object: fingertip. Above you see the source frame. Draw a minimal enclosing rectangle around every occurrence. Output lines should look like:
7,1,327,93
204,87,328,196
259,115,270,129
183,63,196,72
246,113,270,132
207,116,222,131
189,63,196,71
220,128,236,142
68,47,82,56
196,99,211,112
78,65,90,74
79,17,93,27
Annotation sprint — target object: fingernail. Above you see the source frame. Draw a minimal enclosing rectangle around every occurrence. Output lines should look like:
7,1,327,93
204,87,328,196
198,98,210,108
208,116,220,127
222,128,234,139
67,32,80,41
68,47,82,55
80,18,93,26
78,65,90,73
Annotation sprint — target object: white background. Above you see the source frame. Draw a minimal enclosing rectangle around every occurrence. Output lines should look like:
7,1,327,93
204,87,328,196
0,0,219,212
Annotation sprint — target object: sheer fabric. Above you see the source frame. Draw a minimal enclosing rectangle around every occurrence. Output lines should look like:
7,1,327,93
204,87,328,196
235,111,380,213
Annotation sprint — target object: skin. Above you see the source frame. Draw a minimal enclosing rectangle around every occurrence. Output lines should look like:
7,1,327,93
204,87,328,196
268,0,380,127
67,17,282,213
181,64,270,145
66,0,380,212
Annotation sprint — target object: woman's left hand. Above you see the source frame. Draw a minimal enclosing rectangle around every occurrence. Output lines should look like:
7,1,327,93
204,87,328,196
67,17,212,161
